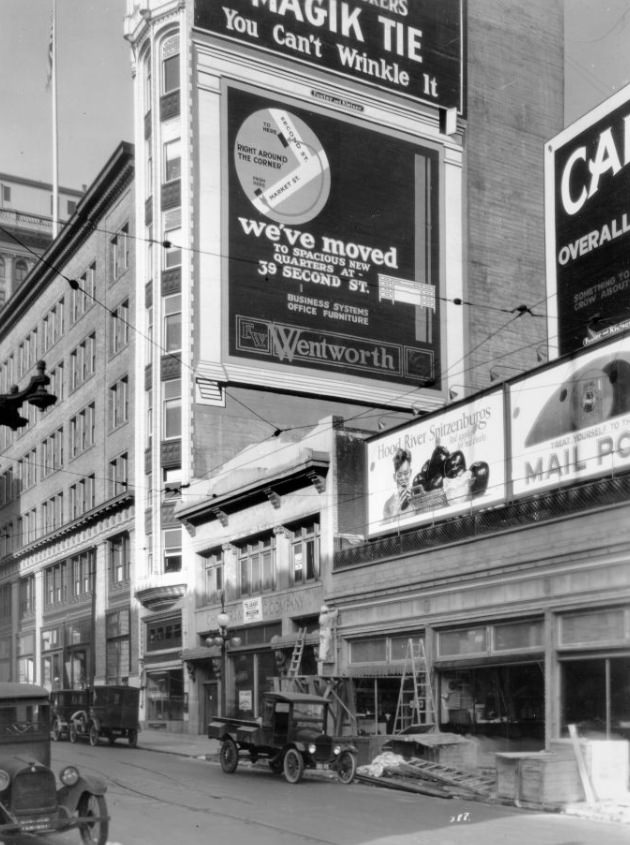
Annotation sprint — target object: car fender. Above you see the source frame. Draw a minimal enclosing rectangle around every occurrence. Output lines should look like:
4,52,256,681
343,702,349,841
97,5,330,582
57,774,108,810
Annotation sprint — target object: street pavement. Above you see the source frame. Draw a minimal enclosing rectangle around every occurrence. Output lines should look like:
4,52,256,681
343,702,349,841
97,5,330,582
137,726,630,827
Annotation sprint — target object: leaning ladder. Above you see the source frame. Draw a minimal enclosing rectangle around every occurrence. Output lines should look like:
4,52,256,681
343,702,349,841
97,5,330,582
393,638,436,734
286,628,307,678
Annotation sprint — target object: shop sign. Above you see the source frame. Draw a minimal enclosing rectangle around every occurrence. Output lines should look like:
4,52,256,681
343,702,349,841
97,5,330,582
367,390,505,536
545,83,630,354
239,689,253,711
509,335,630,496
195,0,463,112
225,84,441,388
243,595,263,622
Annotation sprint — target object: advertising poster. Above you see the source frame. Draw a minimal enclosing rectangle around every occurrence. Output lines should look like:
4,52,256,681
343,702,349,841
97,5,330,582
226,85,441,387
195,0,463,112
510,336,630,496
546,85,630,355
367,392,505,537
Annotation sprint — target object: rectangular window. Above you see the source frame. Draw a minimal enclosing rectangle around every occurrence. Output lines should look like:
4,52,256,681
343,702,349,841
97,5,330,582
2,185,11,203
106,609,130,683
71,550,94,599
69,403,95,458
109,376,129,429
109,534,130,585
109,452,129,498
162,35,180,94
163,226,181,268
109,224,130,281
164,138,181,182
163,378,181,439
437,627,488,657
147,615,182,651
203,549,223,605
70,333,95,391
291,522,320,584
19,574,35,617
163,527,182,573
238,536,275,597
45,562,67,607
164,294,182,353
69,474,95,520
109,299,129,355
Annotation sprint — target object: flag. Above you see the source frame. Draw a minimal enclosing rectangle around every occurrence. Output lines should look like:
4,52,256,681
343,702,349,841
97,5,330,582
46,16,54,89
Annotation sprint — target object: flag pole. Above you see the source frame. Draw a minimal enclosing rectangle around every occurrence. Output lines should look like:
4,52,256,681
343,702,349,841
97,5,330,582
51,0,59,238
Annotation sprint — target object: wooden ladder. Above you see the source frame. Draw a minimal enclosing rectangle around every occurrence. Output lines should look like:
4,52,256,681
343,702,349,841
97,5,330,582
393,638,436,734
286,628,307,678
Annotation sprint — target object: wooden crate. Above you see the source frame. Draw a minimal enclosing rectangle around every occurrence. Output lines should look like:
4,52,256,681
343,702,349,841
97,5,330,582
551,739,629,800
496,751,583,804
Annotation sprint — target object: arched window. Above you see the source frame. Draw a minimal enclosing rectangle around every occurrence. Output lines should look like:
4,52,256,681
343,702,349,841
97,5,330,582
14,259,28,285
161,34,179,95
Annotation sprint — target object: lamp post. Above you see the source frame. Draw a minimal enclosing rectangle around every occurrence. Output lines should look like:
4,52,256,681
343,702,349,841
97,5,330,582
206,593,241,716
0,361,57,429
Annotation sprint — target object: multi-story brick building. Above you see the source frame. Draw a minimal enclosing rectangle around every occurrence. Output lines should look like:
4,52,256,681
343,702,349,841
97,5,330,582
0,143,136,692
122,0,567,735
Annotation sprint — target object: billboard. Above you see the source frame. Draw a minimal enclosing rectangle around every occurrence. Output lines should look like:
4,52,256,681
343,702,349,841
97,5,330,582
367,391,506,537
509,335,630,496
545,84,630,355
225,84,441,388
195,0,464,112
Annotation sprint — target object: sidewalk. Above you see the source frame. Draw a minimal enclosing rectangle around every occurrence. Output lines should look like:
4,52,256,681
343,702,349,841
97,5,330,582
137,727,630,826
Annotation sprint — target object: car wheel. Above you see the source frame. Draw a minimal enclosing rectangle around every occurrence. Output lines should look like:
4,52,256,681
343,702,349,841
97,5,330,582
69,724,78,743
51,718,62,742
78,793,109,845
283,748,304,784
336,750,357,784
128,729,138,748
88,725,99,747
220,737,239,773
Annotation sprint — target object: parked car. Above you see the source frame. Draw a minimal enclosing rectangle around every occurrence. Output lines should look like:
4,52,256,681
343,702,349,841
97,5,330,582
51,689,91,742
208,691,358,784
67,685,140,747
0,682,109,844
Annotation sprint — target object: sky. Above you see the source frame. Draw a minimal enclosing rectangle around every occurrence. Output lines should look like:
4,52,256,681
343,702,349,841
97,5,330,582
0,0,629,191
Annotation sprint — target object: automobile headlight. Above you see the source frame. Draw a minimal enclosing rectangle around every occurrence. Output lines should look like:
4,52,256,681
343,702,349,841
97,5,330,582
307,743,316,755
0,769,10,791
60,766,80,786
332,744,341,756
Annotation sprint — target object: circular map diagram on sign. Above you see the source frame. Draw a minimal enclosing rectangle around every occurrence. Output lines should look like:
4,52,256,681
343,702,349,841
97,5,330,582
234,108,331,225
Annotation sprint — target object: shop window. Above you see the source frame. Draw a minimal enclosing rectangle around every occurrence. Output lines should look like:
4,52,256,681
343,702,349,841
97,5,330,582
146,668,184,721
562,656,630,739
350,638,387,663
106,609,130,683
437,626,488,657
493,619,544,651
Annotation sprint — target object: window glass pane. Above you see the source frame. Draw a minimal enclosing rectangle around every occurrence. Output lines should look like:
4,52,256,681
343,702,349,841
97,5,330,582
163,54,179,93
437,627,487,657
350,639,387,663
560,609,626,646
494,620,544,651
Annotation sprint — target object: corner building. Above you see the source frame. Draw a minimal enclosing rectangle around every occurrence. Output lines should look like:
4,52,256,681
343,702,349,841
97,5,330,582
123,0,564,733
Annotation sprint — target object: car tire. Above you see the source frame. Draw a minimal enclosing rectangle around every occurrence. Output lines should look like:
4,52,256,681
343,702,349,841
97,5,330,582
78,793,109,845
88,724,99,747
220,737,239,773
336,750,357,784
283,748,304,784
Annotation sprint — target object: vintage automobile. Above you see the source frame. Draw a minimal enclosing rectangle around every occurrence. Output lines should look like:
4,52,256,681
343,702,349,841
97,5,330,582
0,682,109,844
208,691,358,785
67,685,140,747
51,689,91,742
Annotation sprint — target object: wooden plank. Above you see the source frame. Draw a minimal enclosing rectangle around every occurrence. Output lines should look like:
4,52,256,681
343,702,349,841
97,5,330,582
568,724,597,805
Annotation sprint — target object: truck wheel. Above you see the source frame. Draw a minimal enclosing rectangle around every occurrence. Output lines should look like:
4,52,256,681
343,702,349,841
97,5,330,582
283,748,304,784
88,724,99,747
336,750,357,784
220,737,239,773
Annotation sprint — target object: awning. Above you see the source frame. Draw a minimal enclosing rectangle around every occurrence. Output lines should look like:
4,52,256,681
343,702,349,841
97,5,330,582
180,646,220,662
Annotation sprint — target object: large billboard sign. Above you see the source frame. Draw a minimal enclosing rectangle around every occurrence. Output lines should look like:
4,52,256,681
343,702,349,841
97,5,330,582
545,84,630,355
509,335,630,496
195,0,464,112
225,84,441,387
367,391,506,536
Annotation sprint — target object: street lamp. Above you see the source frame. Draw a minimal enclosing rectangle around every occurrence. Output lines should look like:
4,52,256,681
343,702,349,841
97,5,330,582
0,360,57,429
206,593,241,716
